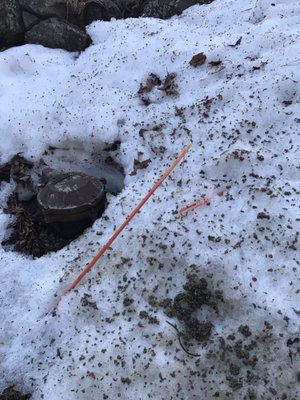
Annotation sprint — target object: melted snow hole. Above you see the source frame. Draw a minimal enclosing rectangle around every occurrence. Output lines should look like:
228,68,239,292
41,139,124,194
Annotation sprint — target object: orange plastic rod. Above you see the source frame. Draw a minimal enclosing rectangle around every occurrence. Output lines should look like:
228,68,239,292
51,144,192,313
179,197,210,216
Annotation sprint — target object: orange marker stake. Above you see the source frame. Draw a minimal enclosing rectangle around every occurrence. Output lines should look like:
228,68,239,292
49,144,192,316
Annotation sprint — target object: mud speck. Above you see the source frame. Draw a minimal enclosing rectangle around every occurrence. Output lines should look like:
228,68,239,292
238,325,252,338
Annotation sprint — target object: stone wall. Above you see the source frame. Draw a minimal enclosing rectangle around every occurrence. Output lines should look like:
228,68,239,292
0,0,214,52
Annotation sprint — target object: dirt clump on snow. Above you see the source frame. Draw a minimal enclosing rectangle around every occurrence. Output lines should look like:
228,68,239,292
162,274,224,343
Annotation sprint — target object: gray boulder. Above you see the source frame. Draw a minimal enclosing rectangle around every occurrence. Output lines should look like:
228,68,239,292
19,0,144,26
0,0,24,49
20,0,70,19
22,10,42,30
142,0,214,19
76,0,145,25
79,0,122,25
20,0,81,25
25,17,92,52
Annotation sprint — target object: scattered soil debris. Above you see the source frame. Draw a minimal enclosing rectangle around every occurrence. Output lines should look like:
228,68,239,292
138,72,178,105
287,336,300,363
228,36,242,47
200,94,223,118
203,96,214,108
245,55,259,61
139,125,163,139
0,386,31,400
162,274,224,343
257,211,270,220
0,153,33,183
238,325,252,338
252,61,268,71
81,293,98,310
129,158,151,176
137,73,161,95
158,72,178,96
189,52,207,67
123,296,134,307
103,140,121,152
208,60,222,67
139,310,159,325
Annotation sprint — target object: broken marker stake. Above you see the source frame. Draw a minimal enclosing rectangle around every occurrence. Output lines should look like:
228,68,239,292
49,144,192,316
179,198,210,217
179,190,225,217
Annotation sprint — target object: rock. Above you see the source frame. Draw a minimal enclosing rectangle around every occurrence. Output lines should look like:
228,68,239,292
3,0,212,53
20,0,80,25
20,0,69,20
22,11,42,30
120,0,146,18
80,0,122,25
79,0,144,25
25,17,92,52
0,0,24,50
142,0,214,19
1,0,146,53
19,0,144,27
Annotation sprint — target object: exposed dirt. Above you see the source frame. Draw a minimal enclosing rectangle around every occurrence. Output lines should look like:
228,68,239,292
0,154,108,257
0,387,31,400
161,275,224,344
2,193,74,258
0,154,34,183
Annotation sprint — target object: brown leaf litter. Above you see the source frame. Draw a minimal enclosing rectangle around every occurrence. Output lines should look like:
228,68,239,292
189,52,207,67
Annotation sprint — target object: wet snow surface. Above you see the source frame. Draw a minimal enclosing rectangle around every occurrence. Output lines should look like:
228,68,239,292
0,0,300,398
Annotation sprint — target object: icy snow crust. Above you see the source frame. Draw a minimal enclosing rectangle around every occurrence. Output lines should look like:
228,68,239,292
0,0,300,398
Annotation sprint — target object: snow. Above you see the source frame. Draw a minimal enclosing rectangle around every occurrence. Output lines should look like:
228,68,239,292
0,0,299,398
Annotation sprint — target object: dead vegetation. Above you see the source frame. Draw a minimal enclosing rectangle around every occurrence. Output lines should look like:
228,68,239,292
138,72,178,105
189,52,207,67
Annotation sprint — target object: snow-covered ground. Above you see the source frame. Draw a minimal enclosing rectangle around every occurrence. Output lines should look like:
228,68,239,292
0,0,300,398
